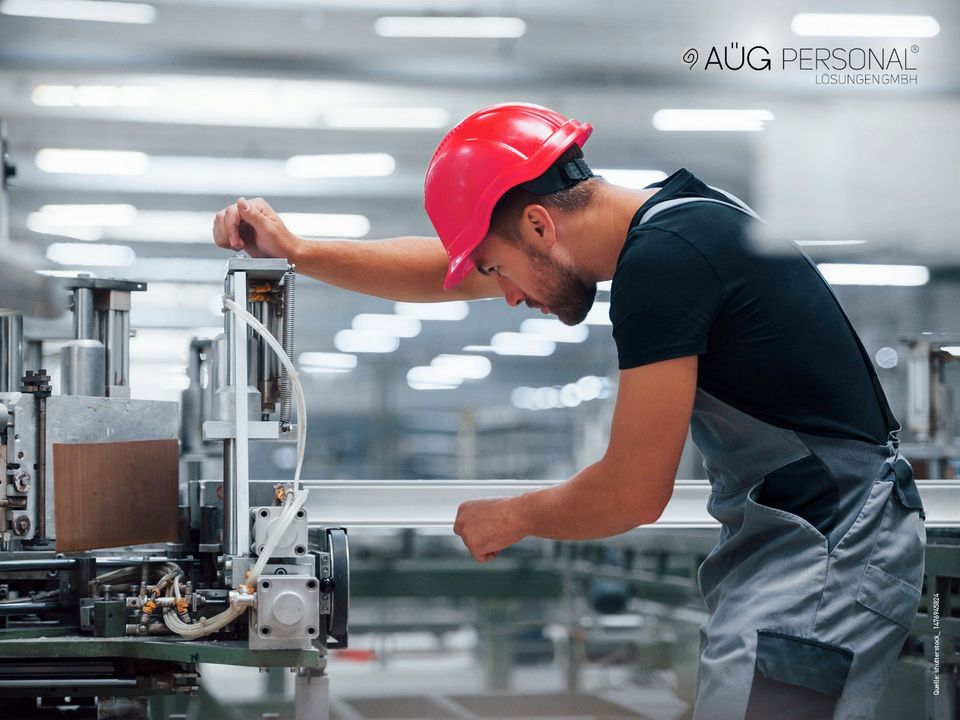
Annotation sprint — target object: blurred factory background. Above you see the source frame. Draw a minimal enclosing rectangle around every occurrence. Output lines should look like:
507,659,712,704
0,1,957,719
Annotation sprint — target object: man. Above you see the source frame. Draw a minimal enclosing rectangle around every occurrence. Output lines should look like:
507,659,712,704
213,103,926,719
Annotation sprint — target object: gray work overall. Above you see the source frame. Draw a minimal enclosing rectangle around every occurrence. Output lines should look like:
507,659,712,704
636,193,927,720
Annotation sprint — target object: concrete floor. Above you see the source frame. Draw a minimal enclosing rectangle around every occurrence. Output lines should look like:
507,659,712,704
201,648,691,720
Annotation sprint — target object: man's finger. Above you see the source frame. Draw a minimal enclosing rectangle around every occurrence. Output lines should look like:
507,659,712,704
224,205,243,250
237,197,270,234
213,210,229,249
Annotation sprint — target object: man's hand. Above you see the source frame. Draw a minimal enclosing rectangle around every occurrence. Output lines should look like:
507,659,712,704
453,497,528,563
212,197,304,260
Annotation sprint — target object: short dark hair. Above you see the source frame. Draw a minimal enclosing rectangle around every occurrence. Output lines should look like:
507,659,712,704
488,144,601,243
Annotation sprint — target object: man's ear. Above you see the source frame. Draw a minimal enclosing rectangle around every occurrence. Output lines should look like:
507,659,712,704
518,204,557,252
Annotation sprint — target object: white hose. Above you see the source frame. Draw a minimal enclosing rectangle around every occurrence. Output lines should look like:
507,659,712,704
221,295,307,485
160,294,310,640
248,490,308,585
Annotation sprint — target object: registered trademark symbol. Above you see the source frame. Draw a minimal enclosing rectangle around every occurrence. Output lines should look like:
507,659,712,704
911,45,919,53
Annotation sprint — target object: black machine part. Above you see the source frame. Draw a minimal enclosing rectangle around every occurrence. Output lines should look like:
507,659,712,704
317,527,349,648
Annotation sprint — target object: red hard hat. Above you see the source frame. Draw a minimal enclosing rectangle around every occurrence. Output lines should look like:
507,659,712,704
424,103,593,289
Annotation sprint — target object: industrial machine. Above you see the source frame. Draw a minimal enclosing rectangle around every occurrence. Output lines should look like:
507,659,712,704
0,248,349,718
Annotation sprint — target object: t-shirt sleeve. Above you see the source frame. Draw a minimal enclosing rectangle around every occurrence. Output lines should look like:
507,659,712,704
611,228,726,369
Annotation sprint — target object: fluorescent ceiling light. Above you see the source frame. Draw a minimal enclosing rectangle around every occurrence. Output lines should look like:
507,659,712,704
583,301,611,326
491,332,555,357
281,213,370,239
795,240,868,247
431,354,491,380
791,13,940,38
351,313,421,338
817,263,929,287
512,376,610,411
333,329,399,354
407,366,462,390
532,386,561,410
559,383,582,408
0,0,156,24
32,84,157,108
30,204,138,228
576,376,604,402
520,318,589,343
26,208,369,243
594,169,666,190
322,107,449,129
395,301,469,321
298,351,358,373
47,242,135,267
374,16,526,39
36,148,149,175
653,109,774,132
286,153,395,179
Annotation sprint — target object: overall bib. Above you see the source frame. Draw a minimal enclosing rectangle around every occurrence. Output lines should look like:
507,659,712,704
636,193,927,720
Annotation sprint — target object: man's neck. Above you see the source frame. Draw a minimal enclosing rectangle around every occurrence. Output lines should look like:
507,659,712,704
568,182,661,282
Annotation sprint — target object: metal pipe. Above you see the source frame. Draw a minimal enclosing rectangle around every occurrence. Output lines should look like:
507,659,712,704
73,288,95,340
280,269,295,428
0,678,138,688
222,439,235,556
120,308,130,389
36,392,46,538
0,558,77,571
60,339,106,397
0,310,22,393
105,306,117,392
0,600,60,616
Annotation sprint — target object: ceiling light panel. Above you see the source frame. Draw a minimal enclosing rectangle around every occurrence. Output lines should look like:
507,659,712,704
35,149,149,175
27,74,453,131
374,16,526,39
791,13,940,38
817,263,929,286
0,0,156,24
652,109,774,132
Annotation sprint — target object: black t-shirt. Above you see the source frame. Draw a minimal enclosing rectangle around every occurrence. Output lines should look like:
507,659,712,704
610,168,890,444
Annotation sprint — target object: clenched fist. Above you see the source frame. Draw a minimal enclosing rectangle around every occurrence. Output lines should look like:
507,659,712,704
453,497,529,563
212,197,304,260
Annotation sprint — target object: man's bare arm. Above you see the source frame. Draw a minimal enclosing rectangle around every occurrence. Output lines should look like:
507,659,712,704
454,356,697,560
212,197,502,302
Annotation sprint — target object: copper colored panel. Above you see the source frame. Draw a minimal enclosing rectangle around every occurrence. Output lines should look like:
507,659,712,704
53,439,179,553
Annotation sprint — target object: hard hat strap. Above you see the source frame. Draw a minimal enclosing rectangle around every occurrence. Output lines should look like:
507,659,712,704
519,157,594,195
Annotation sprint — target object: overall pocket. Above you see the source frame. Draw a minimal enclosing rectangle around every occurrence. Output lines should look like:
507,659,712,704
855,460,926,630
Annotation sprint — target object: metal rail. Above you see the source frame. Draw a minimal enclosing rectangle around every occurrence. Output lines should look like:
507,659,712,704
292,479,960,529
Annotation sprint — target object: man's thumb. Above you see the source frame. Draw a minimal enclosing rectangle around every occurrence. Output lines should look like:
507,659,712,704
237,198,268,228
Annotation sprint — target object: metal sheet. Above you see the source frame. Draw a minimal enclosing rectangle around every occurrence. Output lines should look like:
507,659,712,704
287,478,960,529
45,395,179,537
53,438,179,552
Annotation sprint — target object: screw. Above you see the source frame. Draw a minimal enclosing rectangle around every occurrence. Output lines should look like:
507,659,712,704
12,515,30,536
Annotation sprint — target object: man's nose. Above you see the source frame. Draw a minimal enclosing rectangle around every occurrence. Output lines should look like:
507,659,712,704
498,276,525,307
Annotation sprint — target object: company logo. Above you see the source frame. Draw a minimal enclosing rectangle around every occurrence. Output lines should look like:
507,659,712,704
682,43,920,86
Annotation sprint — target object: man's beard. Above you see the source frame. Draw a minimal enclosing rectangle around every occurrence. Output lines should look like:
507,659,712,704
523,244,597,326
